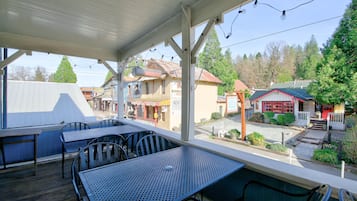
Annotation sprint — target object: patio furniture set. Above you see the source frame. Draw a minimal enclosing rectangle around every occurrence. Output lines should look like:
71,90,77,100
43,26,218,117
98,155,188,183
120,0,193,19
60,119,246,201
1,119,341,200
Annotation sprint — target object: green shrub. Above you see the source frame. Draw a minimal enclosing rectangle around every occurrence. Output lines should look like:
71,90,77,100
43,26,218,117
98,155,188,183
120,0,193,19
342,125,357,164
313,149,338,165
266,143,288,153
276,113,296,125
224,133,232,139
228,129,240,139
277,114,285,125
249,112,264,123
264,111,275,119
345,114,357,129
211,112,222,120
247,132,265,146
270,118,278,125
263,111,275,123
284,113,295,124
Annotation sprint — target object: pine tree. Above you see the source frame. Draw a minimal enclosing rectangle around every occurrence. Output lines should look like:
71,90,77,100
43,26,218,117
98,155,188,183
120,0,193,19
198,29,237,95
296,35,321,79
53,56,77,83
308,1,357,105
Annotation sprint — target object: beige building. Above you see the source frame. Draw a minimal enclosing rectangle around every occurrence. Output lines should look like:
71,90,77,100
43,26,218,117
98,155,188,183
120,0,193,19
129,59,221,131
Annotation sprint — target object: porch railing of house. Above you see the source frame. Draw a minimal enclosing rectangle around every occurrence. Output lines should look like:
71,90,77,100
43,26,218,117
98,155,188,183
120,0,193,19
295,111,310,127
327,112,345,130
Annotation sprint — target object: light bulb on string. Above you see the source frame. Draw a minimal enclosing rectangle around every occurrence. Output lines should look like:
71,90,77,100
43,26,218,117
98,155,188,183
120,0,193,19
281,10,286,20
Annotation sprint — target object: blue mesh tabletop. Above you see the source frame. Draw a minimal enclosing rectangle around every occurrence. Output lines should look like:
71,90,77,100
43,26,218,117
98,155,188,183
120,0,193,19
63,125,147,142
79,146,245,201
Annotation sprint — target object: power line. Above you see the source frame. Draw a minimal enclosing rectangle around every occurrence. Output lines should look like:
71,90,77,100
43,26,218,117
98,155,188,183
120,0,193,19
221,15,342,49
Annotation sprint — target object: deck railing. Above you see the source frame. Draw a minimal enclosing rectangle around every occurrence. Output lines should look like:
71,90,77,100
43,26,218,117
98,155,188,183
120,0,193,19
295,111,310,127
327,112,345,130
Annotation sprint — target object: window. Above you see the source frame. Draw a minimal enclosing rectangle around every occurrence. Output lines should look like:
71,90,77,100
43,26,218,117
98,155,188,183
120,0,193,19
161,112,166,121
145,82,149,94
137,105,143,118
162,80,166,95
298,101,303,111
262,101,294,114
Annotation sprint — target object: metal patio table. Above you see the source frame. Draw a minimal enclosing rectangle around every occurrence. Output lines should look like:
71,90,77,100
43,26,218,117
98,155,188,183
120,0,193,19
62,124,148,143
0,127,41,174
79,146,245,201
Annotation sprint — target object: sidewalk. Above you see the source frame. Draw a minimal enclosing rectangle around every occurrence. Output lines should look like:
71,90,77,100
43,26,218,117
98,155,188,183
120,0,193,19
195,133,357,181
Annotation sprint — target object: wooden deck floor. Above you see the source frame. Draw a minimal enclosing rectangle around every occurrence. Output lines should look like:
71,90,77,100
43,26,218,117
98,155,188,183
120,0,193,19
0,159,77,201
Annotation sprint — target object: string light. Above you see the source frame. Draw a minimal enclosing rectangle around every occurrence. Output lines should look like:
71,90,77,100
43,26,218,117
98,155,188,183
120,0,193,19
218,7,246,39
221,15,343,49
143,48,179,62
254,0,315,19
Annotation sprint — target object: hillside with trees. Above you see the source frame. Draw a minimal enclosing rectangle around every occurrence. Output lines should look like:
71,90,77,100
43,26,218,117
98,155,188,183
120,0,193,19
235,36,321,89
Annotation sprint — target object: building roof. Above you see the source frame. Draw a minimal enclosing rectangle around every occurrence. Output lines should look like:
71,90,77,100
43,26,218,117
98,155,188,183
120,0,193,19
144,59,222,84
7,80,96,127
270,80,312,89
250,88,313,102
234,80,249,92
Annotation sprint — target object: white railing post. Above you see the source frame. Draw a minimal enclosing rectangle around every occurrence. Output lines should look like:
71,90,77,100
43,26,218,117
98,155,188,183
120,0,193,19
341,160,345,178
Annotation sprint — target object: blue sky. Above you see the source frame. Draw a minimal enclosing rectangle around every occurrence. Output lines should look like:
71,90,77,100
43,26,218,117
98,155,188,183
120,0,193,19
7,0,351,87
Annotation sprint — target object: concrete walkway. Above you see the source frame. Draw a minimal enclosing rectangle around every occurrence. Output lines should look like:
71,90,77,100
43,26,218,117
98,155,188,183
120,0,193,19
293,129,325,160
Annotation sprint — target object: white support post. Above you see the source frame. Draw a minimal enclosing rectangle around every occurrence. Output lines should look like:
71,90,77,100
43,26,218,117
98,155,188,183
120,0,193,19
116,61,125,119
341,160,345,178
165,7,220,141
180,6,195,141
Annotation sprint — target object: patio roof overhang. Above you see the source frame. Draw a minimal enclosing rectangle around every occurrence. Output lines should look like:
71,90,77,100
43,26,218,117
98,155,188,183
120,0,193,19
0,0,251,62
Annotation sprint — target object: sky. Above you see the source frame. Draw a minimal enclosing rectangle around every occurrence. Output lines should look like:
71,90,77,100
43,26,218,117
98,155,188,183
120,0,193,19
5,0,352,87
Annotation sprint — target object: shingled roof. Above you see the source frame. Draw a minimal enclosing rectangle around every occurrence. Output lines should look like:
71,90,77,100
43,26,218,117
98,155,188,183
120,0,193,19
145,59,222,84
250,88,314,102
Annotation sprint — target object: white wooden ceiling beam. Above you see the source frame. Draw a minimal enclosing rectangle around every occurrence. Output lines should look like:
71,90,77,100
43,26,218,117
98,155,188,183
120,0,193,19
0,49,32,71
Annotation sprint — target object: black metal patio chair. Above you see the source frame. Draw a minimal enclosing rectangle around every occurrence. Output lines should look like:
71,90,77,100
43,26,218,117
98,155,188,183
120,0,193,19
239,180,331,201
339,188,357,201
135,133,179,157
71,142,128,201
88,134,126,146
125,130,153,158
60,122,90,178
99,119,122,127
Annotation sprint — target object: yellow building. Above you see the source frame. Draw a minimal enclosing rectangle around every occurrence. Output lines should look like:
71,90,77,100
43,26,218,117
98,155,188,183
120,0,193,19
129,59,221,131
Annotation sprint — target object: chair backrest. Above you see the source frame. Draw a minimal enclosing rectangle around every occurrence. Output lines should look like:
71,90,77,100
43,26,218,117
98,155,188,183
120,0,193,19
62,122,90,132
125,131,152,155
308,184,332,201
88,134,126,146
71,142,127,201
241,181,331,201
135,134,179,157
60,122,90,143
339,189,357,201
99,119,121,127
78,142,128,170
71,158,84,201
